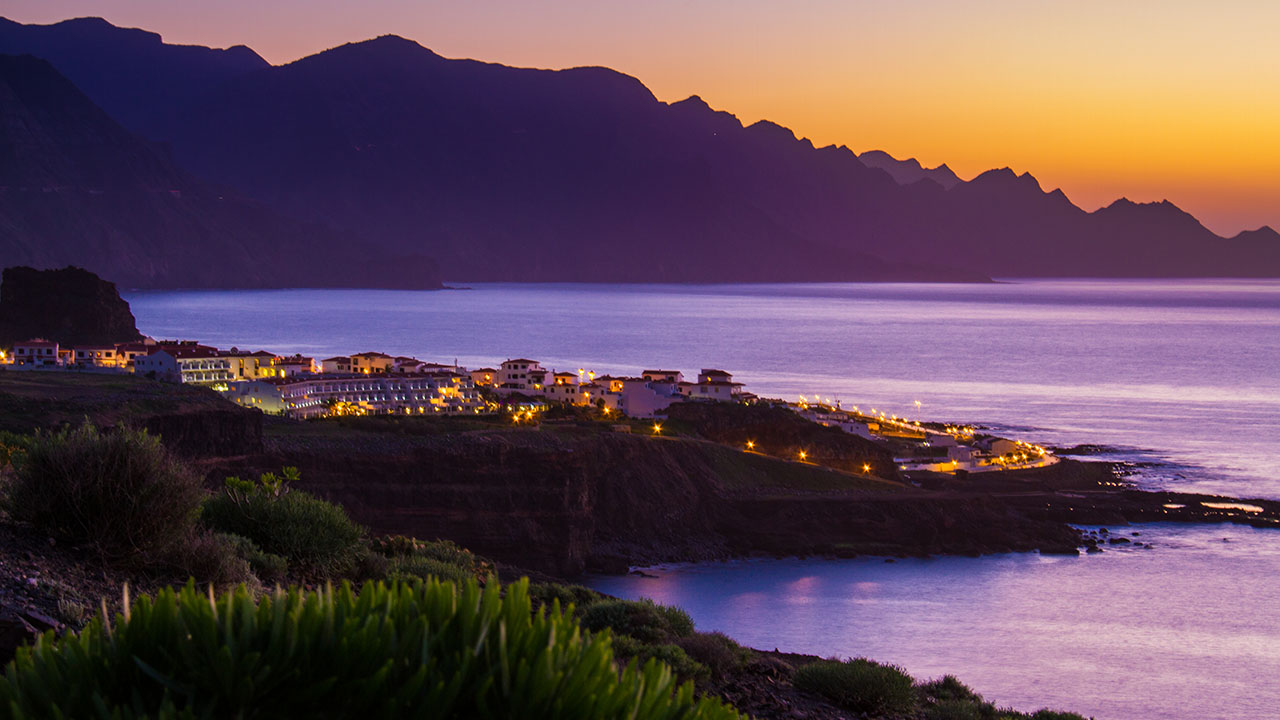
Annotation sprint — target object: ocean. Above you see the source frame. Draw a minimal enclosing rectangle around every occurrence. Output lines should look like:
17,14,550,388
125,279,1280,718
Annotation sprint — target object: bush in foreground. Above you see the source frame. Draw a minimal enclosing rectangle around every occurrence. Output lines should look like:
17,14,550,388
0,578,743,720
794,657,918,717
201,469,365,579
2,422,203,561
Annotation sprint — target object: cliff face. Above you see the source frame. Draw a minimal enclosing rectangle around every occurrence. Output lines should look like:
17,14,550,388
0,266,142,347
214,424,1082,576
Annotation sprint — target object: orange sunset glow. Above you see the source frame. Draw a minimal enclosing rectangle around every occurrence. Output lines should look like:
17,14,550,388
6,0,1278,235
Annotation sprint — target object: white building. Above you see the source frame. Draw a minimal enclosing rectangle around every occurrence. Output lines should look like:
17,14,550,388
222,372,487,418
135,348,233,385
72,345,124,368
497,359,548,394
321,356,352,373
275,355,318,376
679,369,745,401
12,339,61,367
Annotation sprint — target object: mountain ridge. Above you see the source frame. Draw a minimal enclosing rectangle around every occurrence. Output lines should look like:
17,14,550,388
0,53,442,289
1,16,1276,283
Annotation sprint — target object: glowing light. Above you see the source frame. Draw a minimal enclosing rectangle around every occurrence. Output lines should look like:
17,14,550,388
746,440,755,450
863,463,871,473
799,450,807,461
653,423,662,435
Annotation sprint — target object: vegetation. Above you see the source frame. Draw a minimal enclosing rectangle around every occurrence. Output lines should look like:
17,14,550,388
0,420,1091,720
0,578,742,719
528,582,606,612
675,632,751,680
201,468,366,579
373,535,492,585
2,422,204,562
794,657,918,717
580,598,696,643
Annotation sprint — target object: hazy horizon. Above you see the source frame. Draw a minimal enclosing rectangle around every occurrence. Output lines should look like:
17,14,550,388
6,1,1278,238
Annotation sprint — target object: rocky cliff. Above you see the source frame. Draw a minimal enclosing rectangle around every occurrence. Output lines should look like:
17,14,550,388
0,266,141,347
214,421,1084,576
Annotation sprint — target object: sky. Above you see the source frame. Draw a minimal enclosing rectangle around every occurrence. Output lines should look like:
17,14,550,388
7,1,1279,236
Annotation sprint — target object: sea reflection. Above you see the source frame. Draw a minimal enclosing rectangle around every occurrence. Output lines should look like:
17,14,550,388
587,524,1280,720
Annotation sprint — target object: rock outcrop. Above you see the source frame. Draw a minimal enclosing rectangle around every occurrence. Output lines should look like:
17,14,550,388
0,266,142,347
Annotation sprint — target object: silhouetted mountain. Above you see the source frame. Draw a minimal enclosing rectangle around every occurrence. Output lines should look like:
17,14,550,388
0,16,267,140
858,150,961,189
158,35,969,281
0,265,142,347
0,54,440,289
2,17,1277,282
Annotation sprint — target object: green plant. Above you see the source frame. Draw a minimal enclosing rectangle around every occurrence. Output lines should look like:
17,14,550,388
676,632,749,679
608,636,709,684
173,529,255,588
2,422,204,561
638,644,710,683
386,554,474,585
794,657,918,717
921,675,984,704
1028,711,1090,720
371,536,490,585
201,469,365,579
925,698,1001,720
0,431,30,472
0,578,743,720
529,583,605,614
221,533,289,586
579,598,696,643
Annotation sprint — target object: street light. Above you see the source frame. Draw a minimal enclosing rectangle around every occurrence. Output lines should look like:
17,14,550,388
746,440,755,450
798,450,807,461
652,423,662,435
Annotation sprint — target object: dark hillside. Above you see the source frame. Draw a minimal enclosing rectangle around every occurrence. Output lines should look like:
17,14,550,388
0,54,441,289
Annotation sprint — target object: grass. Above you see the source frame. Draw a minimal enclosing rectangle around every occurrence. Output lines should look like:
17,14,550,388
794,658,918,717
0,372,231,435
0,579,744,719
702,439,906,494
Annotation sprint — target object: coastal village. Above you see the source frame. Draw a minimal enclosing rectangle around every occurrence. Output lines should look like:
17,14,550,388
1,335,1056,478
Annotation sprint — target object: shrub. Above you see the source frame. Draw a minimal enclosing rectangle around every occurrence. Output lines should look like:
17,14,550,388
639,644,710,683
921,675,984,703
794,657,918,717
677,632,749,679
1028,711,1089,720
386,554,474,585
609,635,709,684
2,423,204,561
580,598,696,643
173,529,255,588
201,469,365,579
0,578,744,720
530,582,606,614
221,533,289,586
371,536,491,585
925,698,1000,720
0,431,30,473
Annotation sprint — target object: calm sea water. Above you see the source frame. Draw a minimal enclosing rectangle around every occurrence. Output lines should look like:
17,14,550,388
589,523,1280,720
127,280,1280,718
